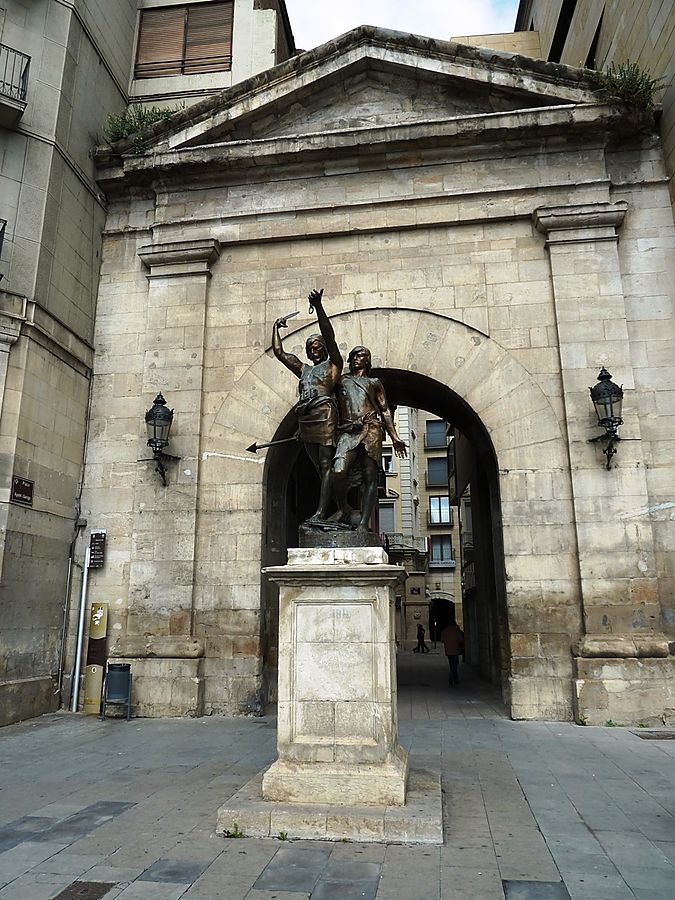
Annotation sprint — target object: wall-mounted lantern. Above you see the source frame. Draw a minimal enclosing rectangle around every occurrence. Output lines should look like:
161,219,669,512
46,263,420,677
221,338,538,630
144,392,175,485
589,368,623,469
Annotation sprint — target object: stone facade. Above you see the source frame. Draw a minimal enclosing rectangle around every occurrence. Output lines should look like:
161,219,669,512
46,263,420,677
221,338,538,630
379,408,461,648
66,28,675,726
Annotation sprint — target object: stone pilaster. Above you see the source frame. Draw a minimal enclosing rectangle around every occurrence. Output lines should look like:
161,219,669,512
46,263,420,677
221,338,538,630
0,297,24,424
534,202,671,723
114,239,220,715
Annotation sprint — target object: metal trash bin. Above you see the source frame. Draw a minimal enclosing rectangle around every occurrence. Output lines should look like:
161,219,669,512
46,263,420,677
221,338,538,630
101,662,132,721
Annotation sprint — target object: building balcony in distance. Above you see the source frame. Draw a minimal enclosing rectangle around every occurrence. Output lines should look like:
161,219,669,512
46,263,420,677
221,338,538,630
0,43,30,127
423,434,448,450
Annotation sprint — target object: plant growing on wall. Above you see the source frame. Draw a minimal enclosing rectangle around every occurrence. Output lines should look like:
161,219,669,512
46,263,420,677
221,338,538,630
104,104,184,143
594,61,664,110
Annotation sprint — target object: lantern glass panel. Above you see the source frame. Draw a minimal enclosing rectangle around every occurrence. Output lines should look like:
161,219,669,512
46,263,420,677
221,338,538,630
594,396,614,424
610,393,623,421
147,416,171,444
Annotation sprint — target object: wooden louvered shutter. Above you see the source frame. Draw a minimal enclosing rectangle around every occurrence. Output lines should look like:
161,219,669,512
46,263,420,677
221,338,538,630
184,2,234,74
135,7,186,79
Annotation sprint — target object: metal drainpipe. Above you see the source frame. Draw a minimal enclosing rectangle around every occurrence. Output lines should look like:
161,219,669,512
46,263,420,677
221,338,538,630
70,545,90,712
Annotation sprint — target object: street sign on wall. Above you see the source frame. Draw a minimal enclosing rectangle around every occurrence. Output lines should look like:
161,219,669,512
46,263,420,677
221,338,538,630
10,475,33,506
89,530,106,568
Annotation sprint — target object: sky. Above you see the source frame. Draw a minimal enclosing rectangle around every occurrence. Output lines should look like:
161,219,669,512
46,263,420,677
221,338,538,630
283,0,521,52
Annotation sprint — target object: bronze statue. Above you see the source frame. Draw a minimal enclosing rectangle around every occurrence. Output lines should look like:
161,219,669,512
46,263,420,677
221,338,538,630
332,346,407,533
272,290,343,523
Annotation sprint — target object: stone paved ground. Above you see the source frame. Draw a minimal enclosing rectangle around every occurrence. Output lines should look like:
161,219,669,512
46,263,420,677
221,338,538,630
1,653,674,900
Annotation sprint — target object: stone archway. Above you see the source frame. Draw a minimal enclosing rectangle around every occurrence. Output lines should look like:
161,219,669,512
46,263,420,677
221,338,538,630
207,307,580,720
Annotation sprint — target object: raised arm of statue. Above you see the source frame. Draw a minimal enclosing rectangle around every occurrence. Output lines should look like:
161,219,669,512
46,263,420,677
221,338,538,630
310,289,342,371
373,380,407,458
272,317,303,378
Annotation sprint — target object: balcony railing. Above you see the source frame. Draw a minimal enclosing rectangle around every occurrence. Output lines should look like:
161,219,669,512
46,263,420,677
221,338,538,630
0,43,29,127
424,434,448,450
383,533,427,554
429,557,456,568
1,43,30,103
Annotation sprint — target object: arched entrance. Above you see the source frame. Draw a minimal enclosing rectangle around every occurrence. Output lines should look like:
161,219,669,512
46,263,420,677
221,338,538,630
219,307,580,720
260,365,509,706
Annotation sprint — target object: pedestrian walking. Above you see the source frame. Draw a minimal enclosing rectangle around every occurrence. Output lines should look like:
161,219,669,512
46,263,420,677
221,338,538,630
414,623,430,653
441,621,464,685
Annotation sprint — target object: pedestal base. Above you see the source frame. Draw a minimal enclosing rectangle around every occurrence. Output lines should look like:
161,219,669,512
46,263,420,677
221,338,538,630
262,744,408,806
298,523,382,549
217,762,442,844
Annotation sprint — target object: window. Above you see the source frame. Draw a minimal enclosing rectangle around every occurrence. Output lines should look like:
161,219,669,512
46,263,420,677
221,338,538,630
135,2,234,79
382,447,394,473
426,457,448,487
584,10,604,69
379,502,396,534
429,496,451,525
425,419,447,449
548,0,577,63
430,535,453,566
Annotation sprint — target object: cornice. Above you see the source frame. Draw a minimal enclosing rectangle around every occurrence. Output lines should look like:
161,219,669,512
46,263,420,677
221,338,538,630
96,103,651,192
533,201,628,245
0,291,94,372
138,238,221,278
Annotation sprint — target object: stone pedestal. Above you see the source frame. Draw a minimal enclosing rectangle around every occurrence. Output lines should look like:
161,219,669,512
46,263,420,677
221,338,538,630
262,546,408,806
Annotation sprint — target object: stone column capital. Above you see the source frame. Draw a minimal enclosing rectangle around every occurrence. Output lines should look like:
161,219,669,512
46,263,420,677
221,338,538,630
533,201,628,245
138,238,221,279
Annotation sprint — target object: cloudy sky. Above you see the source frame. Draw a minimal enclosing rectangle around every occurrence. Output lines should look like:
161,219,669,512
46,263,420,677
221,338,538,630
284,0,521,51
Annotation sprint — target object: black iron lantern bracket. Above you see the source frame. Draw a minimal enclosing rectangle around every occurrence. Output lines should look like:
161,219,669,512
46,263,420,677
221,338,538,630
141,393,179,485
139,447,181,486
588,428,621,470
588,368,624,470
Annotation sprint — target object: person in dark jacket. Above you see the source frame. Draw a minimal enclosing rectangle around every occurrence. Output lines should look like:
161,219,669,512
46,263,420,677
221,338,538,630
414,623,430,653
441,622,464,685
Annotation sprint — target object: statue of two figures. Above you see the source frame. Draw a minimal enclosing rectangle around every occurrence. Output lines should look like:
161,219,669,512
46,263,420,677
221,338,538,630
272,289,407,536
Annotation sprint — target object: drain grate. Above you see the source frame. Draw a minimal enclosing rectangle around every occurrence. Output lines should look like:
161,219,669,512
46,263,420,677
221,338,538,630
635,732,675,740
52,882,116,900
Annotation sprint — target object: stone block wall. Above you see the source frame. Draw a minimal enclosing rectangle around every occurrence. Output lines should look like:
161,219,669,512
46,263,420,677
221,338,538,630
0,303,92,724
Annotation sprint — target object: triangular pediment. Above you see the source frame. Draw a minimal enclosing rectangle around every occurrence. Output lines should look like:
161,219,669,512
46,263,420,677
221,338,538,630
208,59,565,144
97,25,616,180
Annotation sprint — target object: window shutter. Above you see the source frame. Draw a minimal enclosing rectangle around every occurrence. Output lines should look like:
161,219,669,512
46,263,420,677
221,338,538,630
135,7,186,78
184,2,234,74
